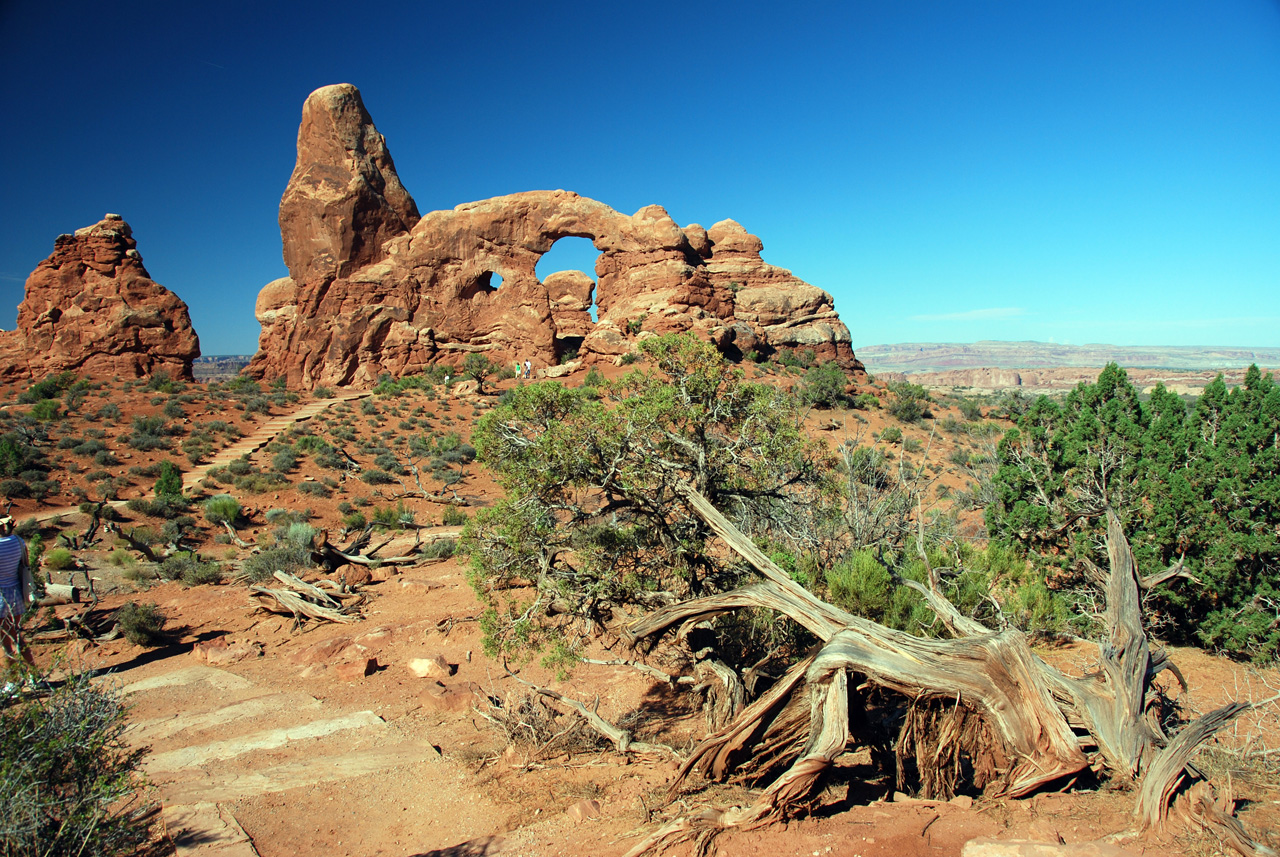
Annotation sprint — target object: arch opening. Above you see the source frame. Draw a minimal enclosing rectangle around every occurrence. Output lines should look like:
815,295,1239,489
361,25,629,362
460,270,503,301
537,237,600,322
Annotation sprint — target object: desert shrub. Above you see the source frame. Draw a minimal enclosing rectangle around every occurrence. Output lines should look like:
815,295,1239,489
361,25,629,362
903,437,923,454
296,481,330,498
239,545,311,584
161,553,223,587
264,508,306,526
360,469,397,485
121,564,159,584
372,452,404,474
126,415,181,451
28,400,60,422
877,426,902,444
227,458,252,476
294,435,331,453
162,400,185,419
852,393,880,410
115,601,166,646
342,511,367,530
125,495,189,519
314,386,335,398
441,506,468,526
798,362,851,409
18,372,77,404
106,548,136,567
144,370,181,394
422,539,456,559
886,382,932,424
94,402,122,422
270,449,298,473
0,670,154,856
92,449,119,467
958,398,984,421
43,548,75,571
202,494,242,526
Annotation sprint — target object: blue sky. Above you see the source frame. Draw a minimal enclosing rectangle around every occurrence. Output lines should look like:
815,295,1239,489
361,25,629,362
2,1,1277,354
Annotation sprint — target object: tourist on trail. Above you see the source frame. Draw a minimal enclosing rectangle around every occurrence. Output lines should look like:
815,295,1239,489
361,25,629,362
0,515,36,690
524,360,532,379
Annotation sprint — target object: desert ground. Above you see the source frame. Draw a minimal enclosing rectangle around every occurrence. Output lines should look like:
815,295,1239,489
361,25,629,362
5,363,1277,857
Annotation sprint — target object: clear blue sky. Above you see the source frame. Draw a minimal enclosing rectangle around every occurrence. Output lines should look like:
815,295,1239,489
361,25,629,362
2,1,1277,354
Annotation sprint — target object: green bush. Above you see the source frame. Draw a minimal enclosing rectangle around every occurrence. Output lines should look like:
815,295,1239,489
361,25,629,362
0,670,154,856
798,362,850,409
115,601,166,646
886,382,932,423
202,494,242,526
161,553,223,587
153,460,183,497
297,481,330,498
106,548,136,567
877,426,903,444
43,548,75,571
441,506,468,526
239,545,312,584
360,469,397,485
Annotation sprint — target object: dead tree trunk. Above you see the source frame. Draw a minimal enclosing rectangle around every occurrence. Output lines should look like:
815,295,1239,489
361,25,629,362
623,487,1267,856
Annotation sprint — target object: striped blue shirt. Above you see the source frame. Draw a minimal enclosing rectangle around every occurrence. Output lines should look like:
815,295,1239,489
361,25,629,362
0,535,26,588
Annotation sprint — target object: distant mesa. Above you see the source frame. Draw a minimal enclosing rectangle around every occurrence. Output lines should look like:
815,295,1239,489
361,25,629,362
0,215,200,383
247,83,862,388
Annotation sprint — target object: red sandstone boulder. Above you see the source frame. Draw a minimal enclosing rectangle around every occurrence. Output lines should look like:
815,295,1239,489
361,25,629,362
0,215,200,382
248,84,861,388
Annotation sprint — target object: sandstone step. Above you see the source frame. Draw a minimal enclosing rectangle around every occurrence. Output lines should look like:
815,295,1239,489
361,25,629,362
122,664,256,695
146,710,386,773
160,740,441,804
128,691,324,746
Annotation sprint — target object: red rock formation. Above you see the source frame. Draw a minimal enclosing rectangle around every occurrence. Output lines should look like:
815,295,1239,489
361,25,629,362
0,215,200,382
249,84,860,388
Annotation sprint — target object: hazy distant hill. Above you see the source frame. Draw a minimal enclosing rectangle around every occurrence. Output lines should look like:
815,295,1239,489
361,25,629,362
857,342,1280,374
193,355,253,381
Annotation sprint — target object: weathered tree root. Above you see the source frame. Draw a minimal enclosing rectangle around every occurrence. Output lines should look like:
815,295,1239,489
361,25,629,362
620,486,1270,856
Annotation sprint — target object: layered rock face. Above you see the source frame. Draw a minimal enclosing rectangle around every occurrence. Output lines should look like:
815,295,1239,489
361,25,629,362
249,84,860,388
0,215,200,382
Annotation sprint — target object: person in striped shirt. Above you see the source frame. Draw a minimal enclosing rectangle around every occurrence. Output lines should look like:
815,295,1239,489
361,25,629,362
0,515,36,682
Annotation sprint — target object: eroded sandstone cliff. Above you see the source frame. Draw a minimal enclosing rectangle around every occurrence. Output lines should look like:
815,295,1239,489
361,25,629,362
248,83,860,388
0,215,200,382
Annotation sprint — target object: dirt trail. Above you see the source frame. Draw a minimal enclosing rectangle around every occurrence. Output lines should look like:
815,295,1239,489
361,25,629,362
31,391,368,524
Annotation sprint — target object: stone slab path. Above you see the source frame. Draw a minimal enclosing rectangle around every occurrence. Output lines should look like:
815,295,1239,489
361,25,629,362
121,665,440,856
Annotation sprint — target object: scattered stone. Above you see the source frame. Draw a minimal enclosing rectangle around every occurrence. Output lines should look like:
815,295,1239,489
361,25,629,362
343,567,373,587
287,635,368,666
566,799,602,823
949,794,975,810
419,681,480,713
192,637,263,666
335,657,379,681
407,655,452,679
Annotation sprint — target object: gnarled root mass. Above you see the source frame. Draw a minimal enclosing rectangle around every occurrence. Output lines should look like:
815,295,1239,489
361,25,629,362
622,487,1269,856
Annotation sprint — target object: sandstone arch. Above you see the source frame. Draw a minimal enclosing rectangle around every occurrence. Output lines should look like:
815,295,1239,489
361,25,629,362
248,84,861,388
